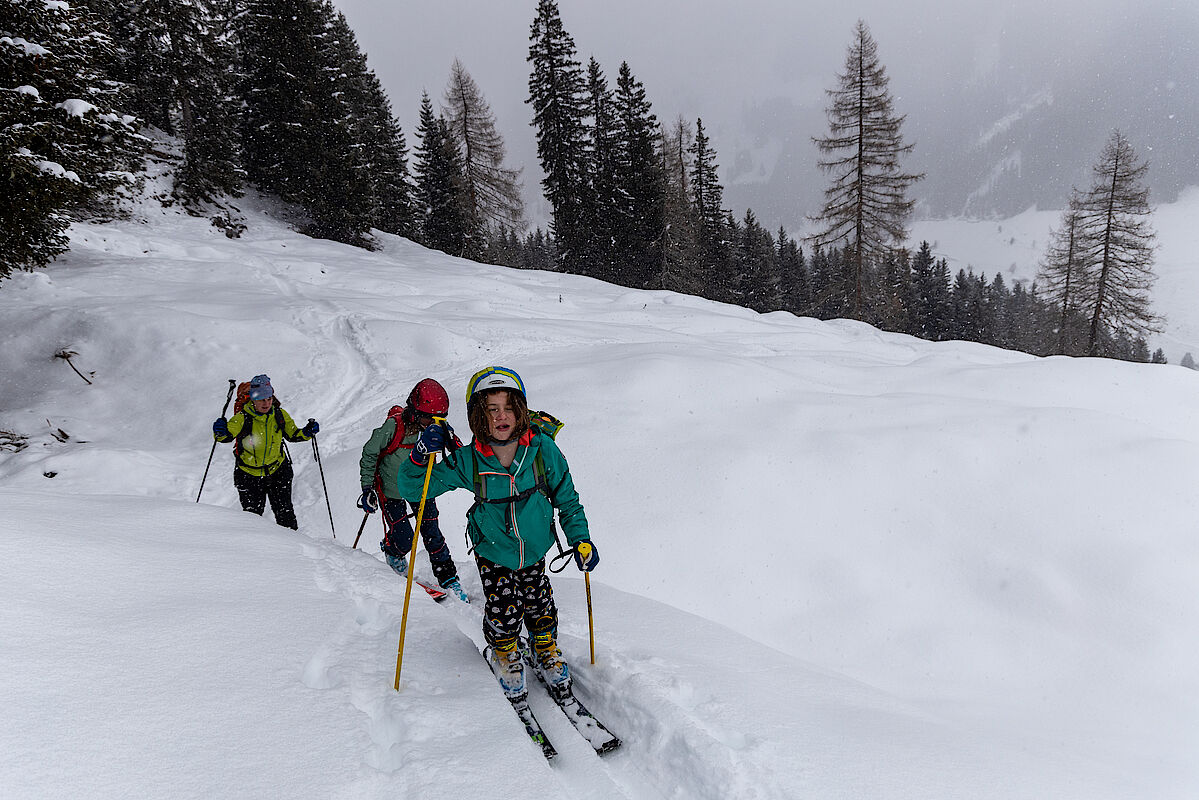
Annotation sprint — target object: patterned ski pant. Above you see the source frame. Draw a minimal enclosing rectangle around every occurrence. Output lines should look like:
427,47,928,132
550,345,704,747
379,497,458,585
233,460,297,530
477,556,558,649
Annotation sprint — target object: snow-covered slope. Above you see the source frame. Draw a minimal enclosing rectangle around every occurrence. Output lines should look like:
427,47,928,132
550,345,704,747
2,195,1197,798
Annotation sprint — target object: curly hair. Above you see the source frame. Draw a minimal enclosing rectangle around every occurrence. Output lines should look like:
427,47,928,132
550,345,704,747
468,388,530,443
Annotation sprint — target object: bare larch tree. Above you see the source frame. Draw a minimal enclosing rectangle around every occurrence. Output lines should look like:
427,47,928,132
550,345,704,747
1075,130,1160,355
809,20,923,320
442,59,525,250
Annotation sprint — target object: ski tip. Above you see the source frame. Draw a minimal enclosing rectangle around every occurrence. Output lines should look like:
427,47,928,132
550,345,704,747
597,737,622,755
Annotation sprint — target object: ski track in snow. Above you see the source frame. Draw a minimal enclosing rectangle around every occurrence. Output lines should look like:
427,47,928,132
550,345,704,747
294,536,678,798
293,531,805,799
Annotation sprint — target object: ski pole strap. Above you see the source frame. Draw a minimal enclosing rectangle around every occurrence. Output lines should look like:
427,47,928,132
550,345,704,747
548,545,577,574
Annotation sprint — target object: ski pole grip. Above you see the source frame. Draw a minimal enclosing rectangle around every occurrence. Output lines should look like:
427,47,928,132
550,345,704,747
577,542,592,560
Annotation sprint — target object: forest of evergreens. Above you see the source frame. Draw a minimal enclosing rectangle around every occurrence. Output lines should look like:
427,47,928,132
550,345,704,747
0,0,1167,363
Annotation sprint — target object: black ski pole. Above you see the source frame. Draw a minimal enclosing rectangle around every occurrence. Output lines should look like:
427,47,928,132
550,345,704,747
310,422,336,538
197,379,236,503
352,511,370,549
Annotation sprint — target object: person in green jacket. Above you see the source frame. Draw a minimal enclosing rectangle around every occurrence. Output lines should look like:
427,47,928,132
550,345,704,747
400,366,600,701
213,375,318,530
357,378,468,603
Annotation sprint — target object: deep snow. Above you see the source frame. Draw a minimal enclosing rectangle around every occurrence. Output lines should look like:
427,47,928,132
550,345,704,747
2,186,1197,798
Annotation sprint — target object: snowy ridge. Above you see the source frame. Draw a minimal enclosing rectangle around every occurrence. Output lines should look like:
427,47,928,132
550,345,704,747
2,192,1198,798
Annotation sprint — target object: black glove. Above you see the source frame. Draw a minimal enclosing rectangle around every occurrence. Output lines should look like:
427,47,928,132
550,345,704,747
357,486,378,513
213,417,229,438
574,540,599,572
410,423,447,465
302,419,319,437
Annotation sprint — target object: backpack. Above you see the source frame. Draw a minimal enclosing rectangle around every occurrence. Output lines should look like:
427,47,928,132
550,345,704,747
379,405,410,458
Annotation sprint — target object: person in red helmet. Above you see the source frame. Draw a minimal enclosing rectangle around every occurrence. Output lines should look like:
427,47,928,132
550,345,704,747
358,378,468,602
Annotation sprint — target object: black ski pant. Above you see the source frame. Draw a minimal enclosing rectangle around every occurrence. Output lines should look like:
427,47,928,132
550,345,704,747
379,497,458,585
477,556,557,650
233,460,298,530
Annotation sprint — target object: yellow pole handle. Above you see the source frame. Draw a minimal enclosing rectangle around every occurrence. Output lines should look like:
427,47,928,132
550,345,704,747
576,541,596,665
393,445,438,691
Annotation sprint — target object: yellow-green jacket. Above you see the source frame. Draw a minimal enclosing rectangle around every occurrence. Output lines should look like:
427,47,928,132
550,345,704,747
215,402,310,476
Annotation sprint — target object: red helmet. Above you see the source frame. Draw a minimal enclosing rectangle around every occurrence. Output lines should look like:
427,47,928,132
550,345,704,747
406,378,449,416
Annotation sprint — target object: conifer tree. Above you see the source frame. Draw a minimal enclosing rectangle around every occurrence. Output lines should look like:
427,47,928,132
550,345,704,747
2,0,141,278
1037,197,1089,354
909,241,951,339
809,20,922,320
527,0,589,272
688,118,730,300
738,209,779,312
1075,131,1160,355
413,92,468,255
612,62,666,290
442,59,524,257
237,0,327,204
363,74,414,238
659,116,702,296
583,57,619,281
238,0,372,244
777,228,808,315
109,0,242,205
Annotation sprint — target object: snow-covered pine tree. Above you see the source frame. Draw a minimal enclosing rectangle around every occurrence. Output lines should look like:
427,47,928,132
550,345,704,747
908,241,953,340
582,57,619,281
612,61,666,290
527,0,589,273
737,209,779,312
1074,130,1160,356
1,0,141,279
688,118,730,302
238,0,372,244
442,58,524,259
307,7,378,245
776,228,808,316
237,0,326,204
809,20,922,321
362,73,414,238
91,0,243,205
413,92,468,256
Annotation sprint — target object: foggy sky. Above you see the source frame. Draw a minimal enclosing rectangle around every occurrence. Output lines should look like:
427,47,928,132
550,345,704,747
330,0,1194,227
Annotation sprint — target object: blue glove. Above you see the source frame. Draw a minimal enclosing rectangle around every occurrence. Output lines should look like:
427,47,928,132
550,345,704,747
574,540,599,572
357,486,378,513
302,419,319,437
213,417,229,438
411,423,446,465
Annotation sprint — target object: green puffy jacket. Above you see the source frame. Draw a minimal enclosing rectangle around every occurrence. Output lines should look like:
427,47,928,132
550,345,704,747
359,417,415,499
397,428,589,570
216,402,310,476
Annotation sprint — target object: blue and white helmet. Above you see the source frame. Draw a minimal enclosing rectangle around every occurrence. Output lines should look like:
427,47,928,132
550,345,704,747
465,366,525,407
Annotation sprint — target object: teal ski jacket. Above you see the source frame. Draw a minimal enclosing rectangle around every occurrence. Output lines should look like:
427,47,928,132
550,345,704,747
396,428,590,570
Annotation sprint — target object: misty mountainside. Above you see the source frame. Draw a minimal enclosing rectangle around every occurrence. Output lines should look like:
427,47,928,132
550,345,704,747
722,10,1198,223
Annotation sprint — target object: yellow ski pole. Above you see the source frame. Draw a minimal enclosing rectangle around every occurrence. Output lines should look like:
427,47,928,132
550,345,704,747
577,542,597,665
393,419,445,691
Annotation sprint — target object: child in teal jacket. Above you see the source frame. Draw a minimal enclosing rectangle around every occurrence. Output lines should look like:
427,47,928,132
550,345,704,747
398,366,599,701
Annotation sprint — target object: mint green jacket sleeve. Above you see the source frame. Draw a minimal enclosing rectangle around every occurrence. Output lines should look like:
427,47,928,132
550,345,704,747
396,447,472,501
539,437,590,545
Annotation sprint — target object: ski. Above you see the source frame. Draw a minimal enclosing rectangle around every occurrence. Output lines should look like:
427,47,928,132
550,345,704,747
520,641,622,755
482,646,557,760
415,579,448,602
